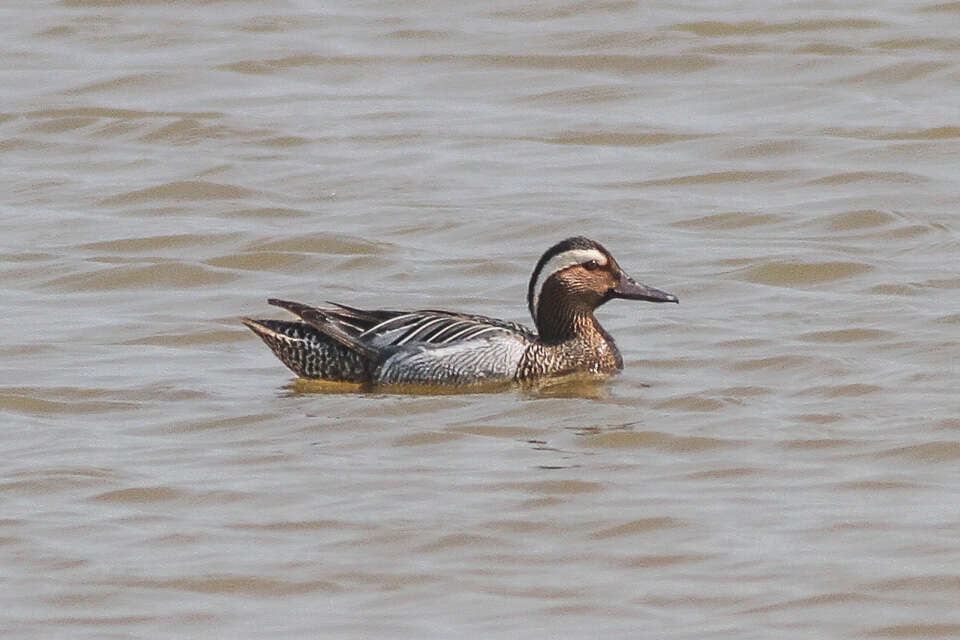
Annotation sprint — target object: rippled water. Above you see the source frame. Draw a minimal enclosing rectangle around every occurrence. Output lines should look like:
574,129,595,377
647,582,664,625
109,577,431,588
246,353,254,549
3,1,960,637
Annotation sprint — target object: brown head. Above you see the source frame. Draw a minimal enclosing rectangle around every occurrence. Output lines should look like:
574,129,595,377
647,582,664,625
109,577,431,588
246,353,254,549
526,237,678,341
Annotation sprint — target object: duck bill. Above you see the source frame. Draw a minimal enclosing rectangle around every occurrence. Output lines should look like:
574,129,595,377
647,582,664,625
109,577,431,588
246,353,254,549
612,274,679,304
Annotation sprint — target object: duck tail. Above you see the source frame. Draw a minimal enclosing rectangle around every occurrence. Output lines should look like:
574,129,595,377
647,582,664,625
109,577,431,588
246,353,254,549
266,298,380,361
241,314,373,382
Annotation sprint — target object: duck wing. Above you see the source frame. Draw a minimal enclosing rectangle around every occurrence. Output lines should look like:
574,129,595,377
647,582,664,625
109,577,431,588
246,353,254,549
267,299,534,353
359,309,534,348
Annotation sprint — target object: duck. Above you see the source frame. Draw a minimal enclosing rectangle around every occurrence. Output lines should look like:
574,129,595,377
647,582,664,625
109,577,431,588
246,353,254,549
242,236,678,387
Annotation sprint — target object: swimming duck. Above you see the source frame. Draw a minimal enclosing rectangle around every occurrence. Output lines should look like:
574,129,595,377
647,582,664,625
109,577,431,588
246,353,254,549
242,236,677,386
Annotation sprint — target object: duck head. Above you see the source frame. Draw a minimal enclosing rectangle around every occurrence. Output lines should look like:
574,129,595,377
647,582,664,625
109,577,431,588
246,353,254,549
527,236,678,340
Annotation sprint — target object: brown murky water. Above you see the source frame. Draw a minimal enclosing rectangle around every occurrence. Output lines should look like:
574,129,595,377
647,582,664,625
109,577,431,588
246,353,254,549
2,1,959,637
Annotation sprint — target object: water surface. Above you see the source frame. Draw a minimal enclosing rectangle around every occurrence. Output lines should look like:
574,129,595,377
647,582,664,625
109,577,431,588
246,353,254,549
2,1,959,638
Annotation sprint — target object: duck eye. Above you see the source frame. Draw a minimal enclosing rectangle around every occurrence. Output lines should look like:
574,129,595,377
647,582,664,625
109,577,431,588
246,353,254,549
583,260,600,271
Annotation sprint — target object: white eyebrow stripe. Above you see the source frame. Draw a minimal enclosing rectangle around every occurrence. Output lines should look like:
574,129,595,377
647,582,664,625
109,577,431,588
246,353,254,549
531,248,608,314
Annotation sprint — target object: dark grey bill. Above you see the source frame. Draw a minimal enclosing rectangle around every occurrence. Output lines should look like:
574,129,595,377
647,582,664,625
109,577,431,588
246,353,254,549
612,274,679,304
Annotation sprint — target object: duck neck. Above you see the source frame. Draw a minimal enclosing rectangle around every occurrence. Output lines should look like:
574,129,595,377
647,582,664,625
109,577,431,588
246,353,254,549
535,296,606,344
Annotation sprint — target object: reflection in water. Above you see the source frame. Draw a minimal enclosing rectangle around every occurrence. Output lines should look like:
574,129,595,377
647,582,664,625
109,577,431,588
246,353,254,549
285,378,369,396
282,372,611,399
521,373,612,400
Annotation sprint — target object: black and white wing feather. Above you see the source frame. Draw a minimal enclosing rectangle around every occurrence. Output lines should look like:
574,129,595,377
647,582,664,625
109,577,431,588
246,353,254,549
360,310,534,349
267,299,535,354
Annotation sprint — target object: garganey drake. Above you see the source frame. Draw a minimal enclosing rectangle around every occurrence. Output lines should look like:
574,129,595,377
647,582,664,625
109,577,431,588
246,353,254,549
242,236,678,387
